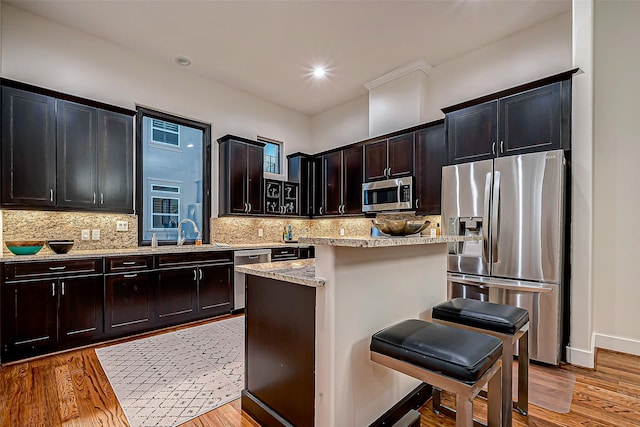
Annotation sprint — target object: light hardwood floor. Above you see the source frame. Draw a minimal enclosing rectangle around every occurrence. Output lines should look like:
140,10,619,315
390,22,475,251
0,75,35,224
1,316,639,426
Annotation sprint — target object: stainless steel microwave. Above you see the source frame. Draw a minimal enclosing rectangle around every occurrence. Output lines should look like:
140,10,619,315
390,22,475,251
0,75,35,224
362,177,413,212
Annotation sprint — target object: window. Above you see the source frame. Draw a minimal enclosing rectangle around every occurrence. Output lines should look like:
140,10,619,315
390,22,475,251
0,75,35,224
260,137,282,175
137,108,211,245
151,119,180,146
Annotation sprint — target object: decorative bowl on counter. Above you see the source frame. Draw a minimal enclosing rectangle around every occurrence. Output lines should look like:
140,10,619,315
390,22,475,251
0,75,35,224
372,217,431,236
5,240,45,255
47,240,75,254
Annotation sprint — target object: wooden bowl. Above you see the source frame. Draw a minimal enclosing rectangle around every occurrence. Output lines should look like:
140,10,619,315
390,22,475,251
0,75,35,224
47,240,75,254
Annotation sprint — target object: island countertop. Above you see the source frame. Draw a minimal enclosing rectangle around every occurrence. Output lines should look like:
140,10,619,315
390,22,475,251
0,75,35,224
235,258,324,288
298,234,478,248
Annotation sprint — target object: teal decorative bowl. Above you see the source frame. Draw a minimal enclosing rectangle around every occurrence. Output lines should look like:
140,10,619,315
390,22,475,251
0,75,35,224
5,240,45,255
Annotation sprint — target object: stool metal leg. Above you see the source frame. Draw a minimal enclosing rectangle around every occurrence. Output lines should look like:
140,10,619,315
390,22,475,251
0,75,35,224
487,364,502,427
500,335,514,427
516,329,529,415
456,395,473,427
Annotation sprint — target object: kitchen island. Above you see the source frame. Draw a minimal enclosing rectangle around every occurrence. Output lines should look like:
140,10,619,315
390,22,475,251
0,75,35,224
236,235,478,427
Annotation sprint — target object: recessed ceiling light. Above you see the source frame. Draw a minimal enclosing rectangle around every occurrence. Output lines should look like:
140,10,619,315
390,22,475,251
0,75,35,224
313,67,326,78
175,56,191,67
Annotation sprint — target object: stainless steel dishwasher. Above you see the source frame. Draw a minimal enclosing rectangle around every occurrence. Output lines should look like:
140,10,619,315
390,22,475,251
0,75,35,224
233,249,271,311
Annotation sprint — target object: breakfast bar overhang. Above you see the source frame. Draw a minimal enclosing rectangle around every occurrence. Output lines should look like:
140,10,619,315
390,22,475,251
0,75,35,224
236,235,478,427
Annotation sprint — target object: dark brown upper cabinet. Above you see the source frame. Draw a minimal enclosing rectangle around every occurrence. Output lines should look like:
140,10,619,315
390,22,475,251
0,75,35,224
317,146,363,216
445,71,574,164
218,135,265,216
265,179,299,216
57,101,133,212
1,86,57,207
1,81,134,212
364,132,414,182
287,153,313,217
415,122,447,215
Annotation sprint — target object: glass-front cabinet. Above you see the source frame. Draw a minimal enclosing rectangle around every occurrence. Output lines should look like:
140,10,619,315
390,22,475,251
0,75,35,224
265,179,298,215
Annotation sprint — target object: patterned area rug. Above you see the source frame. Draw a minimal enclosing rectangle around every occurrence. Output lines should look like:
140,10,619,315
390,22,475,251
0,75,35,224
95,316,244,427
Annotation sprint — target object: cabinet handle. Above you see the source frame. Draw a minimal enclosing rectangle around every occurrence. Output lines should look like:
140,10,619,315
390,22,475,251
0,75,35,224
100,193,104,204
248,203,252,213
93,192,96,204
50,189,54,202
193,269,197,281
122,261,136,265
52,282,56,297
492,142,496,155
244,203,248,213
500,140,504,154
415,199,420,209
61,281,65,296
123,273,138,278
387,167,391,177
319,206,323,215
199,269,203,280
49,266,66,271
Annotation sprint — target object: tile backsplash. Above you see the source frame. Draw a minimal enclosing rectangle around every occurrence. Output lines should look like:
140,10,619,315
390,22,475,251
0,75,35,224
1,210,138,255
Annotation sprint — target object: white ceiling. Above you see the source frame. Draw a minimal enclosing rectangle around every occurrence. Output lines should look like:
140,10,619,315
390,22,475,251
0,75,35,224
6,0,571,116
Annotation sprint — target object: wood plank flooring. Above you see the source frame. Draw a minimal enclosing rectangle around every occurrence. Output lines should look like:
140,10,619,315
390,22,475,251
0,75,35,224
1,316,639,426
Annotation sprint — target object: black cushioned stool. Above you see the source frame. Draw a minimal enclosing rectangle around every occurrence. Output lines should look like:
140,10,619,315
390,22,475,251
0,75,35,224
370,319,504,427
432,298,529,427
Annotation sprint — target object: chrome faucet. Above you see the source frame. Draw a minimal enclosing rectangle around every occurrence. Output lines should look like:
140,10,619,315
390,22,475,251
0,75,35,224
177,218,200,246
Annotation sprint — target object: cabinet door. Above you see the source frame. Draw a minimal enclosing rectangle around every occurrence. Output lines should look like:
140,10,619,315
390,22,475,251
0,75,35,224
155,268,197,325
57,100,98,209
415,124,447,215
265,180,282,215
283,183,298,215
2,280,57,361
58,275,104,346
388,133,414,178
499,82,562,156
198,264,232,318
1,87,56,207
97,110,134,212
342,146,364,214
322,151,342,215
311,157,323,216
246,144,264,215
447,100,497,164
364,139,387,182
227,142,249,214
105,272,154,335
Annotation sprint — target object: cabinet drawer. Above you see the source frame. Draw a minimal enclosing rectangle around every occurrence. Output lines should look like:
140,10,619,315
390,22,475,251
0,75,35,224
105,255,153,273
4,258,103,281
156,251,233,267
271,247,299,261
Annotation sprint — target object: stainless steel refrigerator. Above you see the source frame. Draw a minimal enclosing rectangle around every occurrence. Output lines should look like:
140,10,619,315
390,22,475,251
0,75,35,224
441,149,566,365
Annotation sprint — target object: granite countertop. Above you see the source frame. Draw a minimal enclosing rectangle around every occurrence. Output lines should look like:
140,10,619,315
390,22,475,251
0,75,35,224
298,234,480,248
0,241,312,263
235,258,324,288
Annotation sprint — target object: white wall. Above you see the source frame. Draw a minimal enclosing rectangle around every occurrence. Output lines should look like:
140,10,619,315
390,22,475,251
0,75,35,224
311,12,572,151
310,94,369,152
0,4,312,216
592,0,640,356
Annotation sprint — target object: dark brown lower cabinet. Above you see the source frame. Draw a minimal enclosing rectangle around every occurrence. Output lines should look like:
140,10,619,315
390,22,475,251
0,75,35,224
2,279,57,361
105,271,155,336
197,264,232,318
2,274,103,362
57,275,104,346
155,267,198,326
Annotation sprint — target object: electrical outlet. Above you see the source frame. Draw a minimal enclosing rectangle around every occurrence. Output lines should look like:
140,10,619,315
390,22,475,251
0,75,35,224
339,228,345,236
258,228,264,237
91,229,100,240
116,220,129,231
81,229,90,240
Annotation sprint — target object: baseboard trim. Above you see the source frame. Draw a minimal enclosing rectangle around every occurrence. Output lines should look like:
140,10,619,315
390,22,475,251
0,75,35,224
241,390,294,427
594,333,640,357
566,345,595,368
368,383,432,427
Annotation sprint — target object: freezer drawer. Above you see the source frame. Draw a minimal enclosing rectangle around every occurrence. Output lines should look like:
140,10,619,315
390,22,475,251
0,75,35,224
447,274,561,365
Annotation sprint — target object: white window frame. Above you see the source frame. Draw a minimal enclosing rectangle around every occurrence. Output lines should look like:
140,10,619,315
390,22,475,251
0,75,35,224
259,136,285,180
150,118,181,147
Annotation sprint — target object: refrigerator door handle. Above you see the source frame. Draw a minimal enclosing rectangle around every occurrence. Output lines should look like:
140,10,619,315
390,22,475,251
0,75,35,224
483,172,492,264
491,171,501,263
